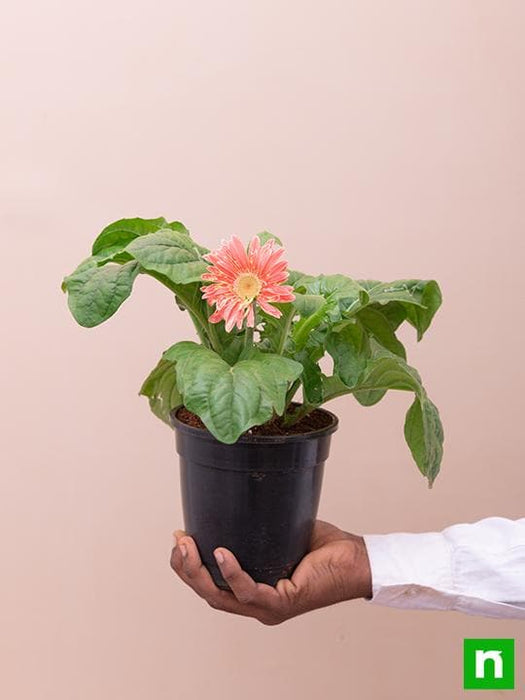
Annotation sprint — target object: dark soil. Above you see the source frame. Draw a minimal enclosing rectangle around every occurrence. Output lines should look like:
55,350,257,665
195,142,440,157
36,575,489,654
175,405,334,437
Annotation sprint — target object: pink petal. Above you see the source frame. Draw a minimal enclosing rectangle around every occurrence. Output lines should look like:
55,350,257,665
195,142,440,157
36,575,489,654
227,236,250,269
257,297,282,318
248,235,261,258
262,284,295,302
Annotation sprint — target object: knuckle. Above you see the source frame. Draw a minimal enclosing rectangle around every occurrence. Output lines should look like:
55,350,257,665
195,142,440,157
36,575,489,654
235,592,254,605
220,568,237,582
206,597,222,610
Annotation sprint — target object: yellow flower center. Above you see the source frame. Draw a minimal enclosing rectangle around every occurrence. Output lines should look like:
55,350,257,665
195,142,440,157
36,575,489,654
233,272,262,301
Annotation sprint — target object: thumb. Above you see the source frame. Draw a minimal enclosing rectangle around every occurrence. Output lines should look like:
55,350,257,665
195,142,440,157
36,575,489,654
309,520,341,550
172,528,187,544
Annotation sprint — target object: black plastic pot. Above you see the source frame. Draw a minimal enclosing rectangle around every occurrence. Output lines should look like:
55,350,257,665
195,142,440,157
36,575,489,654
170,407,338,589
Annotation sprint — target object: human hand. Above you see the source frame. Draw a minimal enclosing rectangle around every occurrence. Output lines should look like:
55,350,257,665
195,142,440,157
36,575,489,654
170,519,372,625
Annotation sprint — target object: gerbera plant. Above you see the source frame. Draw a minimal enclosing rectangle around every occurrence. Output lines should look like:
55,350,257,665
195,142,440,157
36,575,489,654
62,217,444,486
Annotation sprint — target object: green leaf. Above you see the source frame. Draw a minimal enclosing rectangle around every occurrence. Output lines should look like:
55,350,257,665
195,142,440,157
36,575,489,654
296,350,323,405
320,373,352,403
290,277,366,349
164,342,303,443
355,355,423,395
95,250,135,265
259,303,295,355
256,231,283,246
353,387,388,406
357,307,406,359
125,229,207,285
361,279,442,340
288,269,309,287
320,369,386,406
139,358,182,425
326,321,370,388
291,300,331,350
370,301,407,331
62,258,140,327
171,280,208,314
364,280,428,306
206,316,245,364
352,350,444,483
404,280,442,341
357,279,382,291
92,217,189,257
404,396,444,487
292,293,326,317
352,340,409,406
294,274,369,317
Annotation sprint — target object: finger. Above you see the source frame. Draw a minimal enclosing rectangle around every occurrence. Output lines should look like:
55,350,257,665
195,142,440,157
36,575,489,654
170,529,188,568
171,537,250,606
171,536,218,598
170,535,200,582
214,548,280,607
206,591,267,619
169,539,265,619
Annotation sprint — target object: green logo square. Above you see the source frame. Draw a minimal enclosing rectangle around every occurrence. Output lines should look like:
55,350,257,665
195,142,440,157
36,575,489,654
464,639,515,690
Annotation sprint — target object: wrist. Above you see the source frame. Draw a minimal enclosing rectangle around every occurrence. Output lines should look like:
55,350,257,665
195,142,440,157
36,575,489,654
342,534,373,601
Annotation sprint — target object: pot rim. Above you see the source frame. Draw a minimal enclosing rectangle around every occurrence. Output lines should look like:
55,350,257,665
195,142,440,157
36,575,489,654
169,405,339,444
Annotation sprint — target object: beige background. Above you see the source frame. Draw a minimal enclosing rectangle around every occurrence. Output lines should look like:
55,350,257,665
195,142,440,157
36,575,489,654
2,1,524,698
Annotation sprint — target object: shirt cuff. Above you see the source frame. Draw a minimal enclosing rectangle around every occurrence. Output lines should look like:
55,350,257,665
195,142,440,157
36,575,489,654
363,531,455,610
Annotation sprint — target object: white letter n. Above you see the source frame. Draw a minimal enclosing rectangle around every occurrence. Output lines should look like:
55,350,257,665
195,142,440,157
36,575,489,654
475,650,503,679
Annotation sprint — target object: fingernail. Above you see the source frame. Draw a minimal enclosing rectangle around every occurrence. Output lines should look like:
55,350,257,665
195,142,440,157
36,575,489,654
172,535,178,547
214,550,224,565
180,543,188,558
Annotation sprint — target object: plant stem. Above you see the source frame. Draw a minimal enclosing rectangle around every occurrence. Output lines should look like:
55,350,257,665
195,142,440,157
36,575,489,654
174,288,219,352
283,402,314,426
244,323,254,350
206,320,222,355
276,305,294,355
144,271,223,355
285,378,301,408
143,271,221,355
187,309,210,348
243,302,257,351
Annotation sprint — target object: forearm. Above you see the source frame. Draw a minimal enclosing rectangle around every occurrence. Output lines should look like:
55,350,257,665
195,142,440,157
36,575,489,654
362,517,525,619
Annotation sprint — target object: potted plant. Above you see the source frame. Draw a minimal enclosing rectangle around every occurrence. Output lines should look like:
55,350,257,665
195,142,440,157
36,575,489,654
62,217,444,589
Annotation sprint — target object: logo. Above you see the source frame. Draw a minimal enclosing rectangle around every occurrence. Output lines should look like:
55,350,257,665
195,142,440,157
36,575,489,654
464,639,515,690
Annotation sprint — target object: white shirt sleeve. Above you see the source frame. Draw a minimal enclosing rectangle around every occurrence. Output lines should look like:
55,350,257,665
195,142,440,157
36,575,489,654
363,517,525,619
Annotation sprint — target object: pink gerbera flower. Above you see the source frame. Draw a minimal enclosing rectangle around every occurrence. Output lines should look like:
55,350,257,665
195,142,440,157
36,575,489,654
201,235,295,332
